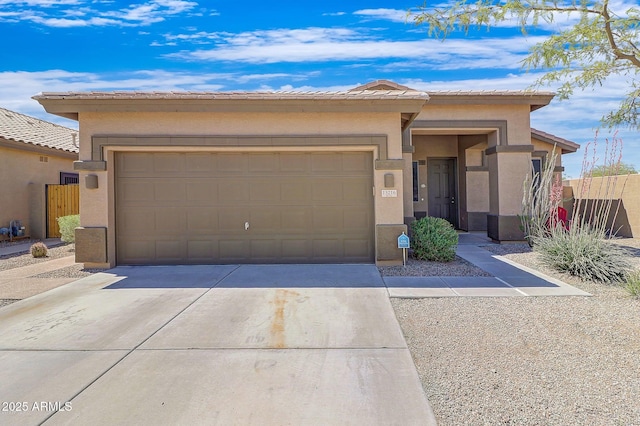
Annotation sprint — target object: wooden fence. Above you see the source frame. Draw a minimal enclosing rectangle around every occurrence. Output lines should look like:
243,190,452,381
46,184,79,238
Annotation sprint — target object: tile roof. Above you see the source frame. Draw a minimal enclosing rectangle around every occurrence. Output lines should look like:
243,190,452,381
0,107,78,154
428,90,555,96
531,127,580,153
34,89,430,101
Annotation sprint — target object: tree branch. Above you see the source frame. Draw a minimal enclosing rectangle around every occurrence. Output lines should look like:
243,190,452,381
602,0,640,68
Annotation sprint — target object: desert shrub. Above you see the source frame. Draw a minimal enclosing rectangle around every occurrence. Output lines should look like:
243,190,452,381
410,216,458,262
30,241,48,258
57,214,80,243
533,225,631,283
624,270,640,298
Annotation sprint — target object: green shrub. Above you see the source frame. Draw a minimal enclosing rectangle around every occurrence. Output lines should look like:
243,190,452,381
624,270,640,298
410,217,458,262
30,241,48,258
57,214,80,243
533,225,631,283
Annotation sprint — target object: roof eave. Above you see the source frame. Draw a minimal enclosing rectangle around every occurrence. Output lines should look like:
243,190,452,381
425,93,555,110
0,137,79,158
34,96,429,120
531,128,580,154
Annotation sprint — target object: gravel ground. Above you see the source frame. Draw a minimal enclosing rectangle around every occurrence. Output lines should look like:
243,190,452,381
379,255,491,277
393,238,640,425
0,243,77,271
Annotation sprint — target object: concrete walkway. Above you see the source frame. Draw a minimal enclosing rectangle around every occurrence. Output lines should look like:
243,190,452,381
0,255,77,300
385,233,591,298
0,265,437,425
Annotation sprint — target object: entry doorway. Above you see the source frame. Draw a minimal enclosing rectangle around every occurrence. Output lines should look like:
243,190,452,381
427,158,458,228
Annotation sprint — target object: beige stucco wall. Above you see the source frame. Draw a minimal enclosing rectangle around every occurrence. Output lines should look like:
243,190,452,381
567,174,640,237
78,111,405,266
0,145,76,238
416,104,532,146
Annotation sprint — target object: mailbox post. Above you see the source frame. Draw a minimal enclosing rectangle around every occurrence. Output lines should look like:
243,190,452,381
397,232,410,267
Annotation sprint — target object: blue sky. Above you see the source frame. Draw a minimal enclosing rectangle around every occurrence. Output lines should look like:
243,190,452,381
1,0,637,177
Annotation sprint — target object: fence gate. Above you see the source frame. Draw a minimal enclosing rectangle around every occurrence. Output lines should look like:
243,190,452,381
46,184,79,238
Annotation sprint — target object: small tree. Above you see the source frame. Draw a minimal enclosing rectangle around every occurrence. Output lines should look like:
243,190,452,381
413,0,640,129
591,162,637,177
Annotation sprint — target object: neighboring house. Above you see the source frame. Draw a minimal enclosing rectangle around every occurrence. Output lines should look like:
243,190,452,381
34,80,578,267
0,107,78,240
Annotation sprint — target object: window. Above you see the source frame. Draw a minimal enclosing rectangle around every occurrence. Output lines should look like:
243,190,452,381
531,158,543,204
60,172,79,185
412,161,419,202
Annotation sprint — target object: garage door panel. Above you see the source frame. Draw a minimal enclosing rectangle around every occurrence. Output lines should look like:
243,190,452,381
218,208,249,233
154,153,185,174
118,239,154,264
249,181,281,202
250,240,280,259
342,180,372,202
117,152,153,176
280,182,311,203
343,209,371,230
311,153,341,172
155,239,185,262
219,240,249,261
249,209,282,231
249,153,279,173
119,209,156,235
342,152,373,173
218,180,250,202
155,182,186,202
155,209,187,235
281,239,311,259
280,208,311,231
186,180,218,204
116,151,374,265
185,153,216,173
187,240,218,261
187,209,219,233
312,181,343,201
217,153,248,174
119,180,155,202
280,153,310,173
313,239,342,258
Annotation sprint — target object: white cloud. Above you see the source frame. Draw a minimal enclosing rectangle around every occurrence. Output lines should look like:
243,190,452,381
0,69,319,125
353,8,412,23
0,0,199,27
165,27,542,68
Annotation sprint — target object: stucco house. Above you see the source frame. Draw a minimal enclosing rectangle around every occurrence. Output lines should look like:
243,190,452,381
0,107,78,240
34,80,578,267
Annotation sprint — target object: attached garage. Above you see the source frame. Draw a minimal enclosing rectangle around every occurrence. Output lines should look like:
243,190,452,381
115,151,375,264
35,86,429,267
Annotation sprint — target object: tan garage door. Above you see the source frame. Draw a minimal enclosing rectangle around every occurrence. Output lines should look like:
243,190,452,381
115,151,374,264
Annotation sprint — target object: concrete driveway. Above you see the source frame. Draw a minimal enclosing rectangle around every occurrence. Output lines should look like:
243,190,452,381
0,264,436,425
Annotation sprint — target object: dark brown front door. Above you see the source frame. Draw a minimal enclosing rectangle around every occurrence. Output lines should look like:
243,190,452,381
427,158,457,227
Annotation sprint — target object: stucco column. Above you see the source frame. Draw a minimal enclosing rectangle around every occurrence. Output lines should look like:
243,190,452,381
486,147,533,241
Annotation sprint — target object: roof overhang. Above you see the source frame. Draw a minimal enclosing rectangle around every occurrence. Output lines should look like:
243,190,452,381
531,128,580,153
33,90,430,122
0,137,78,159
425,91,555,111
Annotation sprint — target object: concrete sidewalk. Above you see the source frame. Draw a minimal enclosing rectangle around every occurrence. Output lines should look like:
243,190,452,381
0,265,437,425
385,233,591,298
0,253,77,300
